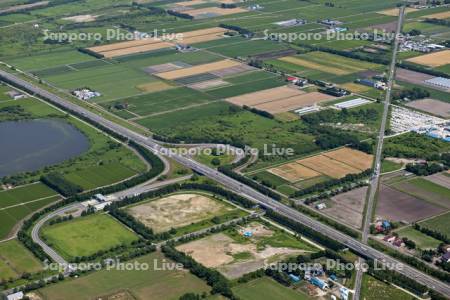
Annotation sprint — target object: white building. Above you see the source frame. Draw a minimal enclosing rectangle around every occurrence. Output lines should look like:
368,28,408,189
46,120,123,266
334,98,371,109
7,291,24,300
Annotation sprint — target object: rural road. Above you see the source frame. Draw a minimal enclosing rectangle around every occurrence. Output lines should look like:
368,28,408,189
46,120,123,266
2,41,450,296
354,6,406,300
31,203,84,271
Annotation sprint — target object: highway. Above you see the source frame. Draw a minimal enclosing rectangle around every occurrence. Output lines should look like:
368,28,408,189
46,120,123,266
354,6,406,299
1,60,450,297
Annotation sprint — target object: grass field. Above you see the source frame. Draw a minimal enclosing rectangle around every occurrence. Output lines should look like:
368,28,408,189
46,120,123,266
419,211,450,237
232,277,312,300
361,274,415,300
0,239,43,281
396,226,441,249
36,252,210,300
41,214,139,260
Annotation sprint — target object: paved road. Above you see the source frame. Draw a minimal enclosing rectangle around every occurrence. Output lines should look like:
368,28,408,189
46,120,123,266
31,203,84,271
2,62,450,297
354,7,406,300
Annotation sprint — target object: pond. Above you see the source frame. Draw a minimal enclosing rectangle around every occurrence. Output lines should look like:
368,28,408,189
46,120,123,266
0,119,90,178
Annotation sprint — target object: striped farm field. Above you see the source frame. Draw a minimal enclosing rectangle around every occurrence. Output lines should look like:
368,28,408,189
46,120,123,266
268,162,320,183
297,154,361,179
323,147,374,171
278,51,383,75
406,50,450,67
135,81,176,92
421,11,450,19
156,59,242,80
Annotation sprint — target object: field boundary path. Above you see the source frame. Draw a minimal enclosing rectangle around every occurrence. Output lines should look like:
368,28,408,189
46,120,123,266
2,45,450,296
354,6,406,300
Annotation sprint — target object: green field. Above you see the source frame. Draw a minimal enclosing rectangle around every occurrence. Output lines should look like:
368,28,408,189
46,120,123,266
37,251,209,300
5,49,95,71
381,160,403,173
392,177,450,209
0,182,57,208
419,211,450,237
62,162,137,190
396,226,441,249
232,277,312,300
41,214,139,260
137,102,319,160
194,150,236,168
0,183,60,239
360,274,416,300
0,239,43,281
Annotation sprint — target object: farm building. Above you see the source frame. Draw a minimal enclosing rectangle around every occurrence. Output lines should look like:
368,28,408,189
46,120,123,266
356,79,386,90
316,203,327,210
442,252,450,263
275,19,307,27
295,105,320,115
289,274,301,282
7,291,24,300
334,98,371,109
310,277,328,290
424,77,450,91
7,90,26,100
340,287,349,300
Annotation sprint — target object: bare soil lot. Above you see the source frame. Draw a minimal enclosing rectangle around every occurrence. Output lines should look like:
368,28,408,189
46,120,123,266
209,64,255,77
183,7,247,19
395,68,434,85
254,92,336,114
226,86,304,107
0,1,48,14
297,155,361,179
376,185,445,223
62,14,99,23
365,21,398,32
268,163,320,183
405,98,450,118
406,50,450,67
176,223,310,279
126,193,231,233
322,186,367,229
188,79,229,90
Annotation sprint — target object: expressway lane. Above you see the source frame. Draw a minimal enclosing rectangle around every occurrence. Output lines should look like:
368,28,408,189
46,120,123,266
1,68,450,297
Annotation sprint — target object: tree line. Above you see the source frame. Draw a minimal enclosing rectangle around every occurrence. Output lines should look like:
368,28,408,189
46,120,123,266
162,245,236,299
291,169,371,198
218,166,282,201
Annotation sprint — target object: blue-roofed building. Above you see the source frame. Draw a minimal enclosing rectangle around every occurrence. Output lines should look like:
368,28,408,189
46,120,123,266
289,274,301,282
382,220,391,229
330,274,337,281
310,277,328,290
